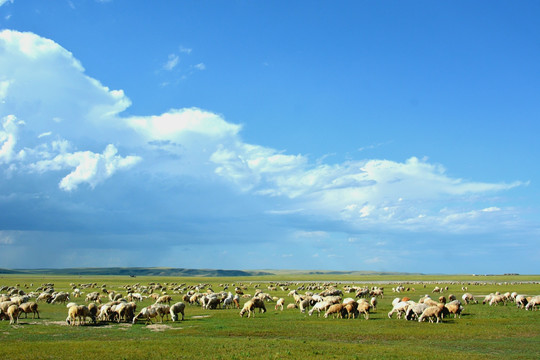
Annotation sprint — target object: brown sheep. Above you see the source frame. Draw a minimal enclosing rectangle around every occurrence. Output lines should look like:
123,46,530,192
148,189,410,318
444,301,463,318
344,301,358,319
418,303,446,323
18,302,39,319
324,304,344,319
357,300,371,320
67,305,95,326
156,295,172,305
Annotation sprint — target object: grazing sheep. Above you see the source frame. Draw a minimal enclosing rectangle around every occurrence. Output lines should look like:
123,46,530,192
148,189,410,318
87,303,99,321
287,303,298,310
482,294,494,305
418,304,446,323
308,301,331,317
489,295,505,306
51,292,70,305
201,295,220,310
275,298,285,311
85,292,101,303
0,300,16,314
405,303,429,321
151,304,170,322
127,293,144,302
239,298,266,318
515,295,528,309
133,306,159,324
388,301,412,319
343,300,358,319
156,295,172,305
299,298,311,313
356,300,371,320
18,302,39,319
462,293,477,305
111,302,133,323
67,305,95,326
525,296,540,311
355,288,369,299
170,302,185,321
10,295,28,305
222,292,234,309
370,289,384,298
444,300,463,318
424,298,439,307
370,297,378,310
324,304,345,319
7,304,20,324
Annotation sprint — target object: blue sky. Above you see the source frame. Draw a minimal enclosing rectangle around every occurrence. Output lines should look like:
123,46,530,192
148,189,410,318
0,0,538,274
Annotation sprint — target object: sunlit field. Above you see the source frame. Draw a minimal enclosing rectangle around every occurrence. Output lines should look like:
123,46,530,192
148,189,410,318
1,274,539,359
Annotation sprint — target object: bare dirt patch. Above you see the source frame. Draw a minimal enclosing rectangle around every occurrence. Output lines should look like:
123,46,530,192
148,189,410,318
43,321,69,326
146,324,174,332
191,315,211,319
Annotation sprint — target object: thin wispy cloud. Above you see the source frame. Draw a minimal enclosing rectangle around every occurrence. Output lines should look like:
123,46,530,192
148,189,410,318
194,63,206,70
163,54,179,71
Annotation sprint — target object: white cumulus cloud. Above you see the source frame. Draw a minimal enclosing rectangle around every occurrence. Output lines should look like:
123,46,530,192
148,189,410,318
30,144,141,191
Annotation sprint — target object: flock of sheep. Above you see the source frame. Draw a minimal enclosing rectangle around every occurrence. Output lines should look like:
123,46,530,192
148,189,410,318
0,280,539,327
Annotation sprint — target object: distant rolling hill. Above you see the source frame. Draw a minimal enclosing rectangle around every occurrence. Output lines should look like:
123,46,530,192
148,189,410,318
0,267,273,277
0,267,424,277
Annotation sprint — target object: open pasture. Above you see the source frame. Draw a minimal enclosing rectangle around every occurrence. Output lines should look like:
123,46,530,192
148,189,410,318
1,274,539,359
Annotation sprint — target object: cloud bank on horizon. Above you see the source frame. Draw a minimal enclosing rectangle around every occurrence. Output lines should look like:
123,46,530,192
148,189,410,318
0,1,538,273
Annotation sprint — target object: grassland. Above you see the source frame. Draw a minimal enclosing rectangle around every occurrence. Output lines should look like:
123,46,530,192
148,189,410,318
0,273,539,359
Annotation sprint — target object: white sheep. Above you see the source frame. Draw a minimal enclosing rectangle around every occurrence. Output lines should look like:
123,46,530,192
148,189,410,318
489,295,505,306
461,293,477,305
405,303,428,321
388,301,412,319
7,304,20,325
275,298,285,311
370,296,378,310
525,296,540,311
170,302,185,321
133,306,159,324
299,298,311,313
51,292,70,305
515,295,528,309
151,304,170,322
308,301,331,316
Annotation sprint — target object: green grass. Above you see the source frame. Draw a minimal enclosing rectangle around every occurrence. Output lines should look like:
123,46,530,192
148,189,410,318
0,274,539,359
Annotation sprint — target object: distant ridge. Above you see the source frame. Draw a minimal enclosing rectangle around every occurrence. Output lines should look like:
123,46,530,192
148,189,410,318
0,267,273,277
0,267,425,277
